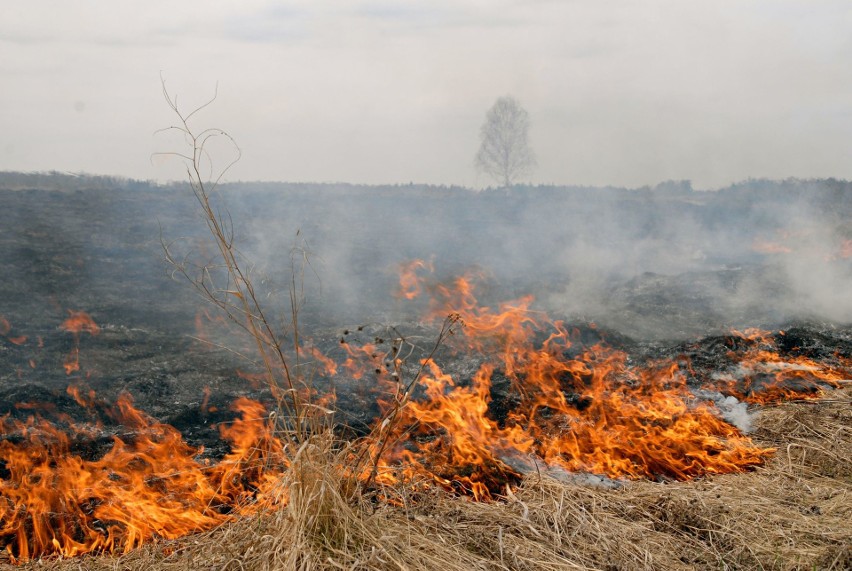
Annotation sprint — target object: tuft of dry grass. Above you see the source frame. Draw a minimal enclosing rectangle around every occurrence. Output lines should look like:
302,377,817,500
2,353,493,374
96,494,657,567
7,386,849,571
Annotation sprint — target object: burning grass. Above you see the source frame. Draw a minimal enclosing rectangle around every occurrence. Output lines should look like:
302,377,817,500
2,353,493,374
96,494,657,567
1,267,850,565
0,391,287,561
6,385,848,571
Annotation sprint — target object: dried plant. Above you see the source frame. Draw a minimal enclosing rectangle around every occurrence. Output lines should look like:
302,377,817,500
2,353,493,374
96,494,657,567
155,79,310,437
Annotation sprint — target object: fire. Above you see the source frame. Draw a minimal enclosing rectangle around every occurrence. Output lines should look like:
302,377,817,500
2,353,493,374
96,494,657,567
236,368,267,390
0,316,28,346
704,328,847,404
305,344,338,377
835,238,852,260
341,341,388,381
750,230,852,261
396,259,433,300
2,268,848,559
63,350,81,375
0,389,285,560
193,307,231,346
751,238,793,255
367,273,774,498
60,311,100,375
61,311,100,337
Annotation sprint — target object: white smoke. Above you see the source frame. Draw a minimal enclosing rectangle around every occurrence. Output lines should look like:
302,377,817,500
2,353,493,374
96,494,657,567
692,389,753,433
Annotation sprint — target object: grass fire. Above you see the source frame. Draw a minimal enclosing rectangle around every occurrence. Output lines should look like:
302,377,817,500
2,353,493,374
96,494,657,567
0,257,849,566
7,3,852,566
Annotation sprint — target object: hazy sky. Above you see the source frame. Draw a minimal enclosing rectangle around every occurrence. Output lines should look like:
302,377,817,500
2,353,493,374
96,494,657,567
2,1,852,188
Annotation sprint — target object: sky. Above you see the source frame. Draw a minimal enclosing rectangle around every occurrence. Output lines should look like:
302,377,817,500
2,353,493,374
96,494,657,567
2,0,852,189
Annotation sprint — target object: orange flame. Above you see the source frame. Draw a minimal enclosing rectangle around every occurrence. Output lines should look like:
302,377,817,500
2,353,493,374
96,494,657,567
834,238,852,260
0,391,285,560
751,238,793,255
396,259,433,300
0,316,27,346
60,311,100,375
366,273,776,498
306,345,338,377
704,328,847,404
61,311,100,336
3,265,848,558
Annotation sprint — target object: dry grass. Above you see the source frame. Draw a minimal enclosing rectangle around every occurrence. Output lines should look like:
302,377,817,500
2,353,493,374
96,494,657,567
7,386,848,571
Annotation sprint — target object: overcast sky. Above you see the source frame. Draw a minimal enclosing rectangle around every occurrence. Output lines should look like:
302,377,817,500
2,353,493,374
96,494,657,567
2,1,852,189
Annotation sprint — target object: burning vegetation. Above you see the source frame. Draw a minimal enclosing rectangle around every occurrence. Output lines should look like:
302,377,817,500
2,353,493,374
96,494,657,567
369,270,776,497
0,388,283,561
0,262,849,564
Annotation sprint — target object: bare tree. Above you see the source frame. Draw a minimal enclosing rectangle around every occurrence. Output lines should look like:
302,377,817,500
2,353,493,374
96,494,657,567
475,96,536,187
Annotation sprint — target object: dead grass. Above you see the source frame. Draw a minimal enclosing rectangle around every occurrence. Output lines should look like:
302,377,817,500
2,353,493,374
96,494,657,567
7,386,849,571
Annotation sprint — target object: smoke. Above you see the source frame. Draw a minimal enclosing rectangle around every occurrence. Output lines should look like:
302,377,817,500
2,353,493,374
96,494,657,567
217,178,852,340
0,173,806,342
693,390,753,433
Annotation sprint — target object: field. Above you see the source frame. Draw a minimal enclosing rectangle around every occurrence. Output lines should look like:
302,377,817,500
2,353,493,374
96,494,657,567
0,174,850,569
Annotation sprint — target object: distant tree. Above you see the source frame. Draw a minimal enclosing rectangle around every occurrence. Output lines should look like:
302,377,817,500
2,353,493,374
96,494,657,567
475,96,536,187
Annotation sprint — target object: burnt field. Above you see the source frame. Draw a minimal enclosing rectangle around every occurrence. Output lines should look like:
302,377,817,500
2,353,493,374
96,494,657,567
0,173,851,568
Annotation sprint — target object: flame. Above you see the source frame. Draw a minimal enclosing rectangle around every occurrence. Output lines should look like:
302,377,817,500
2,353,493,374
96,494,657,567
193,307,230,345
341,341,389,381
0,316,28,346
2,267,848,558
367,270,778,498
704,328,847,404
397,259,433,300
200,386,212,413
305,345,338,377
839,239,852,259
0,390,285,560
751,238,793,255
61,311,100,336
60,311,100,375
235,368,266,390
751,230,852,261
63,349,81,375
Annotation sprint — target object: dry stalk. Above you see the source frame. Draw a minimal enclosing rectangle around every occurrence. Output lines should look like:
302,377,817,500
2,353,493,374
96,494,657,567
357,313,462,487
155,79,306,438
